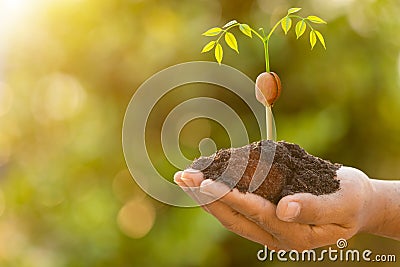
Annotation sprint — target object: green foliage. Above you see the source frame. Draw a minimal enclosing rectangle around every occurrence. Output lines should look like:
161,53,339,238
214,43,223,64
295,20,306,39
202,27,222,36
239,23,252,38
201,7,328,141
315,30,326,49
287,7,302,14
281,16,292,34
201,41,216,53
201,7,327,68
224,32,239,53
307,15,327,24
310,30,317,49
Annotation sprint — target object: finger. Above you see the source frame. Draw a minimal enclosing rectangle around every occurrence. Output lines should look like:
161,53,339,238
204,197,280,249
200,180,286,235
276,193,337,224
180,169,204,188
199,179,231,199
307,224,352,249
276,167,361,225
174,169,204,190
180,171,233,207
174,170,213,210
173,171,183,182
173,171,187,188
179,169,212,206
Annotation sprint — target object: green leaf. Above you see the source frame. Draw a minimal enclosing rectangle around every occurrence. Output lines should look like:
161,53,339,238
288,7,301,14
307,15,327,24
239,23,252,38
224,32,239,53
201,41,216,53
215,43,223,64
310,30,317,49
314,30,326,49
223,20,238,28
281,16,292,35
202,27,223,36
295,20,306,39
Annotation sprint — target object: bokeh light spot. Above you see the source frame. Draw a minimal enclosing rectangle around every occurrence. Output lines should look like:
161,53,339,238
31,73,86,123
117,199,155,239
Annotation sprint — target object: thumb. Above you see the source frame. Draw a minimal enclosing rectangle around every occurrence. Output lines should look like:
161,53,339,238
276,192,345,225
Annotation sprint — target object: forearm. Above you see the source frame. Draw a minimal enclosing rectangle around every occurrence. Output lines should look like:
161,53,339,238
362,179,400,240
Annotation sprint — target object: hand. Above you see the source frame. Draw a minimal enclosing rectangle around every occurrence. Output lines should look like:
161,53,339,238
174,166,375,251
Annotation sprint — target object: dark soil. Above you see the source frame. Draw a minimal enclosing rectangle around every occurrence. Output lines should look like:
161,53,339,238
189,140,341,204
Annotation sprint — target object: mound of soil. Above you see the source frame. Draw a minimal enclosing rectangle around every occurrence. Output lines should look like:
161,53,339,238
189,140,341,204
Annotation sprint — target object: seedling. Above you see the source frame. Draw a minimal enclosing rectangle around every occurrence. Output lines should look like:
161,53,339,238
201,7,327,140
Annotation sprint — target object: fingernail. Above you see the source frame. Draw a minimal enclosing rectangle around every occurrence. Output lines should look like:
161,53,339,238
184,168,201,173
283,202,301,221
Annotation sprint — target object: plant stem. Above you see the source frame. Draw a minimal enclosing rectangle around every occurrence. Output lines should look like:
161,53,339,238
263,39,270,72
267,18,284,40
266,105,274,140
263,19,284,141
250,28,265,41
247,19,286,141
264,38,274,140
218,24,277,140
263,17,285,72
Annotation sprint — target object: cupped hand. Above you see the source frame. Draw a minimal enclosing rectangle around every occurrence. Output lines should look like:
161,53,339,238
174,167,374,251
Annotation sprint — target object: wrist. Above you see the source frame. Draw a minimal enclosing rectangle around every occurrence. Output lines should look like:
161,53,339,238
358,178,385,235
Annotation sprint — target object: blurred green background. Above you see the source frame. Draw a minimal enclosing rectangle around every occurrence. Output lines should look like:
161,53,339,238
1,0,400,266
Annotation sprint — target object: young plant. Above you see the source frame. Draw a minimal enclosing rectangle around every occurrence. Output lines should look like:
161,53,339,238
201,7,327,140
